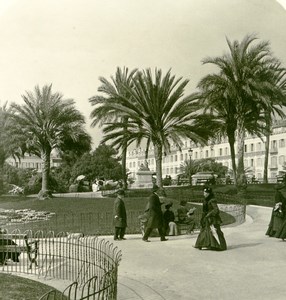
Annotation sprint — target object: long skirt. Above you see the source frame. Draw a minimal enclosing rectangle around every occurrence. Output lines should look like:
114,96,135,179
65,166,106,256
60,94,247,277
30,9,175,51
275,218,286,239
194,225,221,251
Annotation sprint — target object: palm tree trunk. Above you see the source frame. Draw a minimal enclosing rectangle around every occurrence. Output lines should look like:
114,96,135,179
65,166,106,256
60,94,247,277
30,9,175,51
228,133,237,185
263,132,270,184
154,143,163,189
236,121,246,187
121,117,128,189
39,148,51,199
121,144,128,189
144,138,150,166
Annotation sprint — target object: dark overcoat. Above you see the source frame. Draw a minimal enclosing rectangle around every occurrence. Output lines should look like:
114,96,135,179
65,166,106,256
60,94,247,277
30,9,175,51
145,192,164,229
113,197,127,228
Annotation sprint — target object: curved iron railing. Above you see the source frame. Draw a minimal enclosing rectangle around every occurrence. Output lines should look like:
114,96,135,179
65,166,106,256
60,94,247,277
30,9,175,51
0,230,122,299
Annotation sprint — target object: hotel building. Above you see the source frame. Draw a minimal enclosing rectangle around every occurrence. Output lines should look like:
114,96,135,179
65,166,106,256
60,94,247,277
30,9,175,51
126,120,286,183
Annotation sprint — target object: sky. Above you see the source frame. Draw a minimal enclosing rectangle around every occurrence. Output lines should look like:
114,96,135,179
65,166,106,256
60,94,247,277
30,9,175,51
0,0,286,149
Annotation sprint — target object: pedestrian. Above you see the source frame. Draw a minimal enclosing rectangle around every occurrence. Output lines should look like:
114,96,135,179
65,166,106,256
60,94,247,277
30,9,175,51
113,189,127,241
142,185,168,242
266,185,286,237
194,187,227,251
177,200,196,233
163,202,178,236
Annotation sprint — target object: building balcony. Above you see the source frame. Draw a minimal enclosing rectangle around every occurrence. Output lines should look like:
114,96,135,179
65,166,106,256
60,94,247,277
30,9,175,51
270,148,278,154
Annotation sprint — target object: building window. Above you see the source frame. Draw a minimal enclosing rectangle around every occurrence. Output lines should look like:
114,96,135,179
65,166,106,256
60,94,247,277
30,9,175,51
180,153,183,161
279,139,285,148
251,144,254,152
225,147,228,155
270,156,277,168
219,148,222,156
175,155,177,162
257,142,261,151
250,159,254,167
279,155,285,165
257,158,262,166
205,150,209,158
244,144,247,152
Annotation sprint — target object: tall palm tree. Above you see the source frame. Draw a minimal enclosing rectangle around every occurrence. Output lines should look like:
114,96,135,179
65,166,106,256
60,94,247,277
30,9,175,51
102,68,210,188
198,34,286,186
9,84,90,199
260,62,286,183
89,67,137,189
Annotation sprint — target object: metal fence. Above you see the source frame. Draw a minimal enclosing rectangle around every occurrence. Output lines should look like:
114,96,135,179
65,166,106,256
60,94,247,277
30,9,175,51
0,229,122,299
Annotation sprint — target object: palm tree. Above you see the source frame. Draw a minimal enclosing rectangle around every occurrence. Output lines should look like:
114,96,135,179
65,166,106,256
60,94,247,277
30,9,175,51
89,67,137,189
102,68,210,188
9,84,91,199
0,102,24,194
260,63,286,183
198,34,286,186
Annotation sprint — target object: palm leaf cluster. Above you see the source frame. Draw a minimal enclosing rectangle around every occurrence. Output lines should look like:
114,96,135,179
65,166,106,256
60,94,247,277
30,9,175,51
198,34,286,185
8,85,91,197
90,68,211,188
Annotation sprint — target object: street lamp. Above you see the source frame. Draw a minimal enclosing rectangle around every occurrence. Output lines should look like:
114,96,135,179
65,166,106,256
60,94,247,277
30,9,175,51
188,148,193,185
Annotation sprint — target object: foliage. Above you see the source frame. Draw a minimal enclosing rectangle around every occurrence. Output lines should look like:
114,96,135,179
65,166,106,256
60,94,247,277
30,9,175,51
198,34,286,186
69,144,123,182
9,84,91,197
101,68,211,188
89,67,138,189
182,158,228,178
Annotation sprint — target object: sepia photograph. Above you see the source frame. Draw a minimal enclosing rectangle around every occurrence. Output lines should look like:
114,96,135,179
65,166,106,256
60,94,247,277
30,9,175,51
1,0,286,299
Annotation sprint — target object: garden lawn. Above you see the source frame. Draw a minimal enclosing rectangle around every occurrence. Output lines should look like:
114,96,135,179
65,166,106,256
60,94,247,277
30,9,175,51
0,273,65,300
0,192,235,234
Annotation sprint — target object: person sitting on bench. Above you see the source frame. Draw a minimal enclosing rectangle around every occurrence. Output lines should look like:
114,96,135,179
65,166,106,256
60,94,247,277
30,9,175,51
177,200,196,233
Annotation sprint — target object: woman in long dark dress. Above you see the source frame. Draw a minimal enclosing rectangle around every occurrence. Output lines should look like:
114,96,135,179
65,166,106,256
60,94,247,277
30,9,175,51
266,187,285,237
194,187,227,251
273,188,286,240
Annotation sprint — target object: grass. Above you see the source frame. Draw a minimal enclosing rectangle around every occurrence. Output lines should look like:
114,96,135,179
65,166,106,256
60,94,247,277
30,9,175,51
0,273,65,300
0,190,236,234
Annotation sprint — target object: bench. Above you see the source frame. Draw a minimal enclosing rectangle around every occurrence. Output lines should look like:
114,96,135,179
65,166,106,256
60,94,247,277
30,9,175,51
0,233,39,268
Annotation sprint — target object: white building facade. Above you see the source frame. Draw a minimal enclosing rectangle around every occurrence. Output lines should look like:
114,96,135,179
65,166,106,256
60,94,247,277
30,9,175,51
126,121,286,182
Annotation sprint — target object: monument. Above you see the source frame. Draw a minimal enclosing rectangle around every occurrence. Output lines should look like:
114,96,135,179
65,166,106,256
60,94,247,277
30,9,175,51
133,161,156,188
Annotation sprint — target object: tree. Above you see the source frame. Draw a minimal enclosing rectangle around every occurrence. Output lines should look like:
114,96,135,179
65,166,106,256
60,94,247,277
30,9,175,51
103,68,210,189
89,67,137,189
69,144,123,182
198,34,286,187
9,84,91,199
0,102,23,194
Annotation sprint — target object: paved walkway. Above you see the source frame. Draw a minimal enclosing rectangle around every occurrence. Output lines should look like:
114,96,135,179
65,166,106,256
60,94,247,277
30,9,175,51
11,205,286,299
107,205,286,300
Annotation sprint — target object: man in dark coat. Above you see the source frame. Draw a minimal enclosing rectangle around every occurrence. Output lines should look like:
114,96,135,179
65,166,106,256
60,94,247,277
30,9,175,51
142,185,168,242
113,189,127,240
